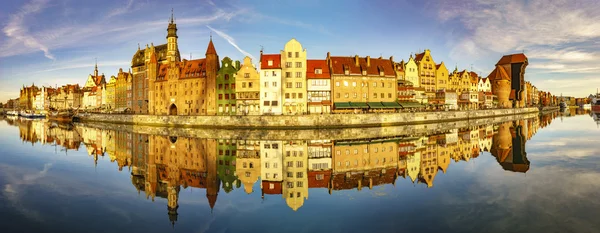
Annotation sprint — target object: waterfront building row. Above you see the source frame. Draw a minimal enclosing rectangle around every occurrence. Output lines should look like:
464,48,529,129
12,12,559,114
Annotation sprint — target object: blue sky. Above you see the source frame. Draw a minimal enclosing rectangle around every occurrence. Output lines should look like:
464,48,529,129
1,0,600,103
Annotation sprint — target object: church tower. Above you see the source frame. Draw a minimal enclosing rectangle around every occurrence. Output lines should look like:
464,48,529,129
166,9,180,63
205,36,220,115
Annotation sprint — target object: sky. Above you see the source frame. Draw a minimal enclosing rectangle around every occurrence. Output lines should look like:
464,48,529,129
1,0,600,103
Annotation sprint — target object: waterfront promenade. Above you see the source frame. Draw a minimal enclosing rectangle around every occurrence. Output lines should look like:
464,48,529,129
76,107,539,129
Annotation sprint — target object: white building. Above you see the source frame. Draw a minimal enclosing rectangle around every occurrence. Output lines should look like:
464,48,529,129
82,63,105,110
306,60,331,114
307,140,332,171
259,52,282,115
478,77,491,92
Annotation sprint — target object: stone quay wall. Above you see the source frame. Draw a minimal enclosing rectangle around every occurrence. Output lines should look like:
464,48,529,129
75,112,541,141
76,107,539,129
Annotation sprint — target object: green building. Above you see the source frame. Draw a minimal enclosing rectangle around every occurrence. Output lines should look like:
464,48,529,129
217,139,240,193
216,57,240,115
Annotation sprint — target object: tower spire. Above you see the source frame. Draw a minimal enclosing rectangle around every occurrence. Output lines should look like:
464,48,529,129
170,8,174,24
94,58,98,77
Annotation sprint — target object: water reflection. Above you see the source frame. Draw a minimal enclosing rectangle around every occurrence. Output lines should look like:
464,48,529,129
2,111,574,227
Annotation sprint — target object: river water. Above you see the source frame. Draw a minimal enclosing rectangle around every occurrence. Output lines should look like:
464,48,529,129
0,110,599,233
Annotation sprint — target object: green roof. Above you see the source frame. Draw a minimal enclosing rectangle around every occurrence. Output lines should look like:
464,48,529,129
399,102,426,108
368,102,402,108
334,102,369,109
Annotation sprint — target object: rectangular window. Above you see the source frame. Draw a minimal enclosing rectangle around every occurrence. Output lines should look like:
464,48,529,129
315,69,322,74
295,62,302,68
296,161,303,168
271,101,278,106
298,93,303,99
286,72,291,78
242,82,246,88
218,94,223,100
264,82,268,87
288,52,292,58
296,82,302,88
272,71,277,76
287,172,293,178
295,52,299,58
286,62,292,68
249,82,253,88
286,82,293,88
268,60,273,66
264,101,270,106
225,94,229,99
336,82,340,87
244,73,250,78
373,93,377,98
272,82,277,87
218,84,223,89
264,71,269,77
225,84,229,90
296,172,303,178
296,72,302,78
285,93,290,99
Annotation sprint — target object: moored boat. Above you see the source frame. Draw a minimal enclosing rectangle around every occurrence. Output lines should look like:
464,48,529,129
6,110,19,116
48,109,75,122
592,92,600,112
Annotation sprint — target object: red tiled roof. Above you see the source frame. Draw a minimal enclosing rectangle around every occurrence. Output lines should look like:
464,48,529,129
308,170,331,188
496,53,527,65
261,181,282,195
306,59,330,79
180,59,207,79
486,65,510,81
329,56,395,77
415,52,425,62
260,54,281,69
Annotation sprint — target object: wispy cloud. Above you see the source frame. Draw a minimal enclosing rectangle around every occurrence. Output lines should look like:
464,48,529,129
438,0,600,72
207,25,256,61
31,60,130,74
2,0,55,60
0,2,244,60
106,0,135,18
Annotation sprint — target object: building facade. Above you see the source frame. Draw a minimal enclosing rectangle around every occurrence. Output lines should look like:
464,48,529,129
216,57,239,115
281,39,308,115
328,54,399,112
235,56,260,115
414,50,438,98
259,52,282,115
306,59,331,114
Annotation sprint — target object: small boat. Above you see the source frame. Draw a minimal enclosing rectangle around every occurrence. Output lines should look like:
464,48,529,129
592,91,600,113
6,110,19,116
19,110,46,119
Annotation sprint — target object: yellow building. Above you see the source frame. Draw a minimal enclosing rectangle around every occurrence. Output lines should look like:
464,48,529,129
329,54,399,112
105,76,116,110
414,50,438,98
235,56,260,115
280,39,308,114
435,62,448,91
404,56,420,88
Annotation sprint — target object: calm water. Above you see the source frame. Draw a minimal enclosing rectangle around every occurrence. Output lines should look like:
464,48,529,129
0,110,599,233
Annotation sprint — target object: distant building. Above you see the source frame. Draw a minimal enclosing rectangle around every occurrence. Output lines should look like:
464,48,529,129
414,49,438,99
82,62,106,110
20,84,39,110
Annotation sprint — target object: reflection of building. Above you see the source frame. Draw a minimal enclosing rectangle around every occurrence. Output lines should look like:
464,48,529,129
217,139,239,193
283,140,308,211
6,112,558,220
491,121,530,173
236,140,261,194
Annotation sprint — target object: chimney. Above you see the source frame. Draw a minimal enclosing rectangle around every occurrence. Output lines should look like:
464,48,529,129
389,56,394,63
366,56,370,67
354,55,359,67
